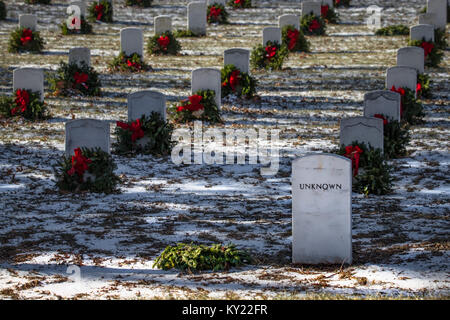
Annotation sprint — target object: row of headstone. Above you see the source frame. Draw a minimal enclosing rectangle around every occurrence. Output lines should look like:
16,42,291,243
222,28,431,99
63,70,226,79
418,0,447,31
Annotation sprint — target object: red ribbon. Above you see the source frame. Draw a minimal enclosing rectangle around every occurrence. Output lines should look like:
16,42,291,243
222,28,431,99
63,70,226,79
116,119,145,142
209,6,222,20
234,0,243,5
95,4,104,21
321,5,329,17
157,35,170,49
67,148,92,178
416,82,422,94
286,29,299,51
265,45,277,60
374,114,388,125
177,95,205,112
11,89,30,115
309,19,320,32
390,85,405,117
74,72,89,89
421,41,434,58
20,28,33,45
229,70,240,91
344,145,363,177
127,59,142,70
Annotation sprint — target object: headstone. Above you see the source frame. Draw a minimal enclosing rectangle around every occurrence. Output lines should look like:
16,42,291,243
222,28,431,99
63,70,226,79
154,15,172,36
191,68,221,109
397,46,425,74
19,14,37,31
188,1,207,36
320,0,334,8
69,47,91,67
427,0,447,30
301,1,321,17
292,154,352,265
410,24,435,42
262,27,282,45
70,1,86,18
65,119,110,156
364,91,401,123
278,14,300,30
224,48,250,74
207,0,226,5
13,68,44,102
128,90,166,122
418,13,437,28
386,66,418,97
340,117,384,152
120,27,143,57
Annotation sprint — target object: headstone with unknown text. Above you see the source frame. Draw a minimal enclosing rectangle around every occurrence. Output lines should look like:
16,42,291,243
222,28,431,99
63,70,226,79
65,119,110,156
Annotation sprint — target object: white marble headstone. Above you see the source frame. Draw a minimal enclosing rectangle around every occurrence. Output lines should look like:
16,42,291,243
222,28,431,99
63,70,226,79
397,46,425,74
69,47,91,67
292,154,352,265
19,14,37,31
410,24,435,42
386,66,418,97
191,68,221,109
188,1,207,36
207,0,226,5
340,117,384,152
364,91,402,123
418,13,437,28
224,48,250,74
278,14,300,30
262,27,281,45
65,119,110,156
120,27,144,57
301,1,321,17
70,1,86,18
128,90,167,122
154,15,172,36
427,0,447,30
13,68,44,102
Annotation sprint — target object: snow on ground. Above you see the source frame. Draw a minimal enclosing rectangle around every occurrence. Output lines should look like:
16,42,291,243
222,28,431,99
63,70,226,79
0,0,449,299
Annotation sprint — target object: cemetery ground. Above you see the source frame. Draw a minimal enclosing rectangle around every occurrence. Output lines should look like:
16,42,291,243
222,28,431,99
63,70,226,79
0,0,449,300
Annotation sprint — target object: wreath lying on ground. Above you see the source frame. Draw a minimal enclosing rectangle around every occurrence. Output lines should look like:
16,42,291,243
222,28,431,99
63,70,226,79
48,61,101,97
250,41,289,71
408,38,443,68
109,51,150,73
173,29,201,38
114,112,174,156
372,114,410,160
334,0,351,7
125,0,152,7
434,29,447,50
25,0,51,4
0,89,48,120
334,142,392,196
60,15,93,35
282,25,310,53
168,90,222,124
8,27,44,53
228,0,252,9
375,25,409,36
88,0,113,23
390,86,425,125
416,73,431,99
208,4,228,24
147,31,181,55
0,1,6,20
55,147,120,194
321,4,339,24
301,13,326,36
221,64,257,99
154,243,252,272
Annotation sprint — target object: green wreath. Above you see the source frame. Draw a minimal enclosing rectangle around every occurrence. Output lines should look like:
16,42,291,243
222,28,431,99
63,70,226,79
250,41,289,71
168,90,222,124
221,64,257,99
408,39,443,68
0,89,47,120
109,51,150,73
300,13,326,36
147,31,181,55
125,0,152,7
208,4,229,24
88,0,113,23
8,27,44,53
282,25,310,52
228,0,252,9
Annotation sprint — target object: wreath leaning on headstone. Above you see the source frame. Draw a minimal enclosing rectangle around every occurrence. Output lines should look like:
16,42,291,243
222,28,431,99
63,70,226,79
60,15,93,35
221,64,257,99
168,90,222,124
0,1,6,20
147,31,181,55
416,73,431,99
113,112,175,156
321,4,339,24
300,13,327,36
250,40,289,71
8,27,44,53
371,114,411,160
88,0,113,23
48,61,102,97
0,89,48,121
108,51,151,73
390,86,425,125
125,0,152,7
228,0,252,9
281,25,310,53
54,147,120,194
375,25,409,36
408,38,444,68
207,3,229,24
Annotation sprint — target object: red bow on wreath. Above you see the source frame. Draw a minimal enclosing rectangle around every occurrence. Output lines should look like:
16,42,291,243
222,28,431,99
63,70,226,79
374,114,388,125
127,60,141,70
234,0,243,5
74,72,89,89
117,119,145,142
209,6,222,19
390,85,405,117
11,89,30,115
158,35,170,50
20,28,33,45
321,5,329,17
95,4,104,21
344,145,363,177
177,95,205,112
265,45,277,60
309,19,320,32
287,29,299,51
67,148,92,178
421,41,434,58
229,70,240,91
